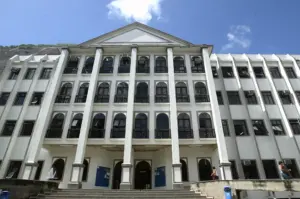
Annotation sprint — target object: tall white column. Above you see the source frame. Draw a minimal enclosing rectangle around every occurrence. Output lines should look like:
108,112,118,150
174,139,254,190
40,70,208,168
68,48,102,188
167,48,182,188
22,49,69,179
120,48,137,189
202,48,232,180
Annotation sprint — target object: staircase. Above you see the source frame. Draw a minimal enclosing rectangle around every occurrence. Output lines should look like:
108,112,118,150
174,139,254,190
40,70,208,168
32,189,209,199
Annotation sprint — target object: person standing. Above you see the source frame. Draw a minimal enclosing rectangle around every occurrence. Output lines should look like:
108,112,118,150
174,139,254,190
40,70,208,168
211,166,219,180
278,161,292,179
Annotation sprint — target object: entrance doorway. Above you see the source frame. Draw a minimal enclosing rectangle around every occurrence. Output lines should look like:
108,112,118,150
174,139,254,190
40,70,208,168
198,158,212,181
112,161,123,189
134,161,151,189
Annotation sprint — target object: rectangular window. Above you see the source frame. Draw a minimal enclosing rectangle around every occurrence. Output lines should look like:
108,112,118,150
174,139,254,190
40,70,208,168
229,160,239,179
283,159,300,178
233,120,249,136
227,91,241,105
222,67,234,78
269,67,282,78
1,121,16,136
13,92,27,105
278,91,293,104
222,120,230,136
211,67,218,78
237,67,250,78
40,68,52,79
270,120,285,135
284,67,297,78
252,120,268,136
5,161,22,179
261,91,275,104
34,161,44,180
24,68,36,79
289,120,300,135
30,92,44,105
8,68,20,80
0,92,10,105
253,67,265,78
262,160,279,179
295,91,300,103
244,91,258,104
20,121,35,136
216,91,223,105
242,160,260,179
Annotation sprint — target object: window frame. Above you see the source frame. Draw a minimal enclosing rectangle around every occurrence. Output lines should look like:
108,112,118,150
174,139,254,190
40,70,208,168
233,120,249,136
227,91,241,105
270,120,285,136
284,67,297,78
40,68,52,79
19,120,35,136
269,67,282,78
1,120,17,136
13,92,27,106
252,120,268,136
261,91,275,105
221,67,234,78
216,91,224,105
24,68,36,80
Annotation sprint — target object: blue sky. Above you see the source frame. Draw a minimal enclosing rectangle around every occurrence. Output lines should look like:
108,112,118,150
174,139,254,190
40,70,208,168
0,0,299,54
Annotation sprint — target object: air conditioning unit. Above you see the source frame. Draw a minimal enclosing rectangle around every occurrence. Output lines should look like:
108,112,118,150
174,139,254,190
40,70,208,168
283,159,292,165
243,160,251,166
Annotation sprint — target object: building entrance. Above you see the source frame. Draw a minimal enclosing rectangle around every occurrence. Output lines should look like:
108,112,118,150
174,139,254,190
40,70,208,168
112,161,123,189
134,160,151,189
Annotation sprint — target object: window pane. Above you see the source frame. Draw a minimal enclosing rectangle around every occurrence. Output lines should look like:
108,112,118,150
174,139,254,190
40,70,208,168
261,91,275,104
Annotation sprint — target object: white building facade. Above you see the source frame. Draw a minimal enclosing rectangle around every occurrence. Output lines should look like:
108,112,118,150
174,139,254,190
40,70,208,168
0,23,300,198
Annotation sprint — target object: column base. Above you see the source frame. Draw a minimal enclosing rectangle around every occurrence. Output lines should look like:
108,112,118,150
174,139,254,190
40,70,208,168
219,162,232,180
120,163,132,190
67,182,82,189
172,182,184,189
120,182,132,190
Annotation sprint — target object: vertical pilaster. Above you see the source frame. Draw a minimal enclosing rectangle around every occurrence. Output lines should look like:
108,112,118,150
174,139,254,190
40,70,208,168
21,49,69,179
68,48,103,188
202,49,232,180
120,48,137,189
167,48,182,188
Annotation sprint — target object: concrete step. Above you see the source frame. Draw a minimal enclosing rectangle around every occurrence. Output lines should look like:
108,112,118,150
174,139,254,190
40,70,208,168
42,197,205,199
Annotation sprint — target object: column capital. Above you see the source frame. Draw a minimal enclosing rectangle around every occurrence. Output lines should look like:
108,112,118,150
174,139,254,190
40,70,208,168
95,47,103,51
61,47,69,52
219,162,231,167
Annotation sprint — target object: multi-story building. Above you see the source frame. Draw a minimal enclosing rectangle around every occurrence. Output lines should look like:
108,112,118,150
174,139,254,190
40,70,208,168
0,22,300,198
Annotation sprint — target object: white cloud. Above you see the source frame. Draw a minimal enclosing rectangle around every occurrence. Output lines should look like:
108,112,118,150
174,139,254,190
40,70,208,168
107,0,163,24
221,25,252,52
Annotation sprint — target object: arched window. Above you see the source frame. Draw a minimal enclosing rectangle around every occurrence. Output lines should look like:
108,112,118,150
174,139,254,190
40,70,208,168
115,82,128,103
178,113,193,138
137,56,150,73
100,57,114,73
155,57,167,73
46,113,65,138
174,57,186,73
50,158,65,181
155,82,169,103
133,113,148,138
199,113,215,138
67,113,83,138
198,159,212,181
175,82,189,102
111,113,126,138
135,82,149,103
180,159,189,181
56,83,72,103
82,159,89,181
89,113,105,138
191,56,204,73
75,83,89,103
64,56,79,74
95,82,110,103
82,57,94,74
155,113,170,138
119,56,131,73
194,82,209,102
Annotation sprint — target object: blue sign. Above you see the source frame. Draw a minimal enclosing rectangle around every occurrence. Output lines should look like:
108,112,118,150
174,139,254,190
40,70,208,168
95,166,110,187
155,166,166,187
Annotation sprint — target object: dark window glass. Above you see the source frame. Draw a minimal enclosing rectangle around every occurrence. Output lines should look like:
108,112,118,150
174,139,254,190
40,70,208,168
244,91,258,104
222,120,230,136
174,57,186,73
211,67,218,78
295,91,300,103
155,57,167,73
222,67,234,78
82,57,94,74
1,121,16,136
227,91,241,105
216,91,223,105
0,92,10,105
64,56,79,74
253,67,265,78
137,56,150,73
233,120,249,136
270,120,285,135
34,161,44,180
285,67,297,78
175,82,189,102
40,68,52,79
269,67,281,78
8,68,20,80
252,120,268,136
262,160,279,179
283,159,300,178
237,67,250,78
30,92,44,105
278,91,293,104
100,57,114,73
20,121,35,136
289,120,300,135
242,160,259,179
24,68,36,79
14,92,27,105
261,91,275,104
229,160,239,179
5,161,22,179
